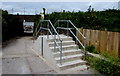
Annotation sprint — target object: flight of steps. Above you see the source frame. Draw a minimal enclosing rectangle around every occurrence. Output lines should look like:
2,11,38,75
47,35,87,70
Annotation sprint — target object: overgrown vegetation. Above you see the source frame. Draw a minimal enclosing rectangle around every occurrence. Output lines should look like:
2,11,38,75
2,9,23,42
79,43,120,75
46,8,120,32
84,45,120,75
86,45,99,54
86,55,120,75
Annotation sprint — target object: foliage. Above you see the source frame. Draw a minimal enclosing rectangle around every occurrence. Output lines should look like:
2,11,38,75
46,9,120,32
86,55,120,75
2,9,23,42
86,45,99,54
100,51,120,63
85,44,120,75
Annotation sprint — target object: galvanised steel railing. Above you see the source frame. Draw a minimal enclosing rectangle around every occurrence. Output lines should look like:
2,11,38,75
55,20,87,59
33,20,63,65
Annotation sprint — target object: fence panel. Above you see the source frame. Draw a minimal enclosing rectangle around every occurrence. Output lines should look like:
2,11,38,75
78,28,120,57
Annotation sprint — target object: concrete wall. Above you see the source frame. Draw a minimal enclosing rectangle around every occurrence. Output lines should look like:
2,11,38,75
33,37,42,55
33,36,59,70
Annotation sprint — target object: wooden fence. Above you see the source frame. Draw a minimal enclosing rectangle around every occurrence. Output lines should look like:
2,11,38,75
78,28,120,57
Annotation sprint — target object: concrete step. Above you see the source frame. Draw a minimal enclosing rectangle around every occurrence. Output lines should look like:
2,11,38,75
50,45,78,52
57,60,86,70
48,41,75,47
59,65,88,73
45,34,68,39
45,34,87,71
47,37,73,42
53,49,83,57
55,54,84,63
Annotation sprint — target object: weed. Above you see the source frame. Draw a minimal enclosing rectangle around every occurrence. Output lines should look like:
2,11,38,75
86,54,120,75
86,45,99,54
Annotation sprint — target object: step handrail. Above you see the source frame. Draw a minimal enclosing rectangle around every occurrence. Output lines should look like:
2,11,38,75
41,20,62,41
33,20,63,65
55,20,87,58
33,20,42,39
40,27,62,50
56,27,85,48
40,27,61,50
56,20,86,39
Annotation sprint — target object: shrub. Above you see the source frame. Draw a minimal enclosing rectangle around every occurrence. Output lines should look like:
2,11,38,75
86,54,120,75
86,45,99,54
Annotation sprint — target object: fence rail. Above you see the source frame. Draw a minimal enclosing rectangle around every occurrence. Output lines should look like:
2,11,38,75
78,28,120,57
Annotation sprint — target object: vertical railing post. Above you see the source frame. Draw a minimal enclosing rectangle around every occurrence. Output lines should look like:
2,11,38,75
76,30,78,44
41,37,43,56
54,32,56,52
47,21,49,39
41,22,43,35
84,38,86,60
67,21,69,37
58,22,59,33
60,40,62,65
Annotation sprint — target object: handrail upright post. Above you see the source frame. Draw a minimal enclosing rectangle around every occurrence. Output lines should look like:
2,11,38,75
76,30,78,44
47,21,49,39
67,21,69,37
60,40,62,65
84,38,86,60
58,22,59,34
54,32,56,52
41,21,43,35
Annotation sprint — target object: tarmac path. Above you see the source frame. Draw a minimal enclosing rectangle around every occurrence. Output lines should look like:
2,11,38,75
1,36,100,75
2,36,57,74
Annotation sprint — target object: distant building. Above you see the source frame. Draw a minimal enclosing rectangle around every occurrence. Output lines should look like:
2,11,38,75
118,1,120,10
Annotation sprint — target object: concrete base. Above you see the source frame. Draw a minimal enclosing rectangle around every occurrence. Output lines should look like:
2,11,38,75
32,35,60,71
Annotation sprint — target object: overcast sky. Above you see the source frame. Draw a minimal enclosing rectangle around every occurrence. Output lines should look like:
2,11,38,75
1,2,119,15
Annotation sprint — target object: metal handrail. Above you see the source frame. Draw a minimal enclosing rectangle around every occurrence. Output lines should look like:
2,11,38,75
33,19,44,38
56,20,86,39
40,20,62,41
40,27,53,36
33,20,63,65
55,20,87,59
40,27,61,48
56,27,85,48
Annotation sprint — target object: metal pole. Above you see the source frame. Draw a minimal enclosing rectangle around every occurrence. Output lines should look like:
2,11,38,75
84,38,86,60
58,22,59,33
24,8,25,15
76,30,78,44
60,40,62,65
67,21,69,36
41,37,43,56
54,33,56,52
41,22,43,35
54,41,56,52
47,22,49,39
